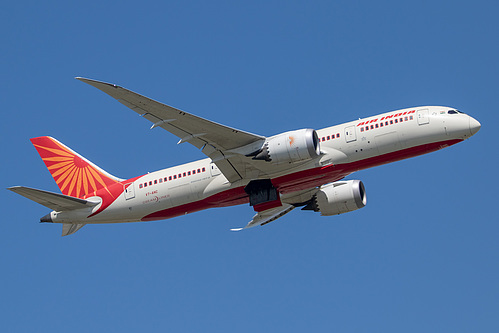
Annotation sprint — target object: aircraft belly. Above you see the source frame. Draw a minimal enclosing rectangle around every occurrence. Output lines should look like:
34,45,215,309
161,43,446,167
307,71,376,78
141,186,248,222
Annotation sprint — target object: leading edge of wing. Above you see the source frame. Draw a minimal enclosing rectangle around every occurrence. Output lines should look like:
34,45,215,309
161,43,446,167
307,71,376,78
75,77,265,152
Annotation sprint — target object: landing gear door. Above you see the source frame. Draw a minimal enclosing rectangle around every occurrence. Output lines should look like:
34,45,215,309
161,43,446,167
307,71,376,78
124,182,135,200
417,108,430,125
345,126,357,143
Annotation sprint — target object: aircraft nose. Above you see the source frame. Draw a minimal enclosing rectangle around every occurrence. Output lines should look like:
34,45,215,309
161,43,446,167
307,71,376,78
469,116,481,136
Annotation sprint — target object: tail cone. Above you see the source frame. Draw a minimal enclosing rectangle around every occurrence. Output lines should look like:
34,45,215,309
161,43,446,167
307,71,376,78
40,213,52,223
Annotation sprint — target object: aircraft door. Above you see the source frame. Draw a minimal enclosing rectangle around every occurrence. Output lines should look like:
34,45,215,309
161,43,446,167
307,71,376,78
417,109,430,125
345,126,357,143
124,182,135,200
210,163,221,176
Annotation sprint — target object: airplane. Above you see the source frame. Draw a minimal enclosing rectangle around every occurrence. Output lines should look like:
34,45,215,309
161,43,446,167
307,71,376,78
8,78,481,236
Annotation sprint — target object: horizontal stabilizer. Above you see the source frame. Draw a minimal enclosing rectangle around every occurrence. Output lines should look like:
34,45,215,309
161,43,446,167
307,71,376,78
8,186,100,211
231,204,295,231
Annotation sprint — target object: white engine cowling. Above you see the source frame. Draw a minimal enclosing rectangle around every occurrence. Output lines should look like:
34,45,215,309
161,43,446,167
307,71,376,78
314,180,366,216
252,129,320,164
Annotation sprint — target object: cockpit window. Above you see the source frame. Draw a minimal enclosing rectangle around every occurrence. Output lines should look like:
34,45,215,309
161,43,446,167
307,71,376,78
448,109,466,115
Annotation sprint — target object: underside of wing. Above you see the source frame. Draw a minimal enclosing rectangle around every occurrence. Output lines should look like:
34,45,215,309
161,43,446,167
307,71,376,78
231,204,295,231
77,77,266,182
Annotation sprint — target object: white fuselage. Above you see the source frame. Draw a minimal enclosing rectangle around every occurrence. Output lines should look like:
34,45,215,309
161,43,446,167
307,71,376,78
49,106,479,224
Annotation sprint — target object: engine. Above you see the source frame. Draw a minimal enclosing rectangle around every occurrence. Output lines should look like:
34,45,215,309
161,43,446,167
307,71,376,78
251,129,320,164
303,180,366,216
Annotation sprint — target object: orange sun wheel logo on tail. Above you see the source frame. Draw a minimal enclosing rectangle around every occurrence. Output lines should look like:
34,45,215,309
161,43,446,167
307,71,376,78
30,136,121,199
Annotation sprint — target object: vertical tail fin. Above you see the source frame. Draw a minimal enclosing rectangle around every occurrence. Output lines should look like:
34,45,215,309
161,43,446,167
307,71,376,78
30,136,122,198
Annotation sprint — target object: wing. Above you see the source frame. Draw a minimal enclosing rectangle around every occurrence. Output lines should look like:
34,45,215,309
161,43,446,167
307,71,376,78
76,77,266,183
230,204,295,231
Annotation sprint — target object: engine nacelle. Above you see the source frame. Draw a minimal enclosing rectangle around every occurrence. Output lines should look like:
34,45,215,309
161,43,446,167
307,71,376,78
252,129,320,164
306,180,366,216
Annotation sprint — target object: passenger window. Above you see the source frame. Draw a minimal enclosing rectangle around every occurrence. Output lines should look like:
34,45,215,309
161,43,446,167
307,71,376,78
370,125,374,129
144,183,147,187
178,174,182,178
361,128,364,132
173,175,177,179
395,119,398,123
159,179,162,183
405,117,408,121
169,176,172,181
154,180,157,184
139,184,143,189
390,120,393,124
327,136,330,140
336,133,340,138
202,167,206,172
380,123,384,127
188,171,191,176
375,124,379,128
183,172,186,177
149,181,152,186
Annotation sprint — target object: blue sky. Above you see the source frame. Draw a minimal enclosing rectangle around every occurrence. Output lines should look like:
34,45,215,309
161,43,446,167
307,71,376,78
1,1,498,332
